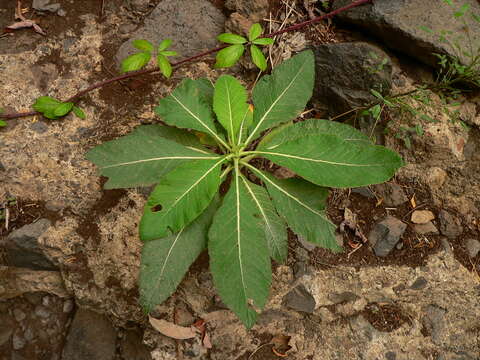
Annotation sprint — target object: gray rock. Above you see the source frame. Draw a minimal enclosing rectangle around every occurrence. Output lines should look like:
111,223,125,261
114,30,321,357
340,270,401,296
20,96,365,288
293,261,310,279
116,0,225,66
465,238,480,258
312,42,392,115
298,236,316,251
369,216,407,257
373,183,408,207
30,121,49,134
63,299,75,313
328,291,359,304
349,315,378,341
438,210,463,239
282,284,316,313
34,305,50,319
352,187,375,199
422,305,446,345
12,332,26,350
5,219,56,270
62,308,117,360
32,0,61,13
413,221,439,235
333,0,480,68
0,314,14,346
119,330,152,360
385,351,397,360
13,309,26,322
410,276,428,290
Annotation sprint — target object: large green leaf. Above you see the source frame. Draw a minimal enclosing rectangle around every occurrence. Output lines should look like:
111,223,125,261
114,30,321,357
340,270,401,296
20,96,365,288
255,135,403,188
247,165,339,251
140,158,224,241
86,125,217,189
244,51,315,145
240,177,288,263
213,75,249,145
209,167,271,328
155,79,228,148
139,197,219,312
258,118,371,150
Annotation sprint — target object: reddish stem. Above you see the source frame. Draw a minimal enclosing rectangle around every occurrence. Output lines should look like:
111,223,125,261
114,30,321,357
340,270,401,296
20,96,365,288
0,0,372,120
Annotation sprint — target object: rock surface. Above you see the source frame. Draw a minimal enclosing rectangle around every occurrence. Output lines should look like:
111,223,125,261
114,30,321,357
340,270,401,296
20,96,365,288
62,308,117,360
282,284,316,313
465,238,480,258
333,0,480,68
312,42,392,115
373,183,408,207
411,210,435,224
369,216,407,257
438,210,463,239
116,0,225,65
4,219,56,270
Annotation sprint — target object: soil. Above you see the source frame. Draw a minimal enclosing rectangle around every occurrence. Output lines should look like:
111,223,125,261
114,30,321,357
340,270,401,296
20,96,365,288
1,0,479,359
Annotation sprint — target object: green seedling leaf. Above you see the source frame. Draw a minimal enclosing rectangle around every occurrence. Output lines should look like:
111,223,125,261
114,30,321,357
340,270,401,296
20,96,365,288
240,177,288,263
473,14,480,23
250,44,267,71
214,44,245,68
259,118,371,150
252,38,274,46
454,3,470,17
370,89,384,100
209,169,271,328
158,38,173,51
443,0,453,5
72,106,86,119
255,134,403,188
133,39,154,52
246,50,315,144
0,120,6,127
370,104,382,119
33,96,62,119
419,25,433,33
155,79,227,148
217,33,247,44
53,102,74,117
140,197,219,312
249,167,339,251
86,125,218,189
248,23,262,41
213,75,249,144
140,158,225,241
121,52,151,73
157,54,173,78
160,50,177,57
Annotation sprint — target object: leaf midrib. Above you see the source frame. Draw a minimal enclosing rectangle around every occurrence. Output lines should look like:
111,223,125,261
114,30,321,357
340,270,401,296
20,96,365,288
234,162,248,308
255,151,386,167
170,93,228,149
244,59,307,145
101,155,219,169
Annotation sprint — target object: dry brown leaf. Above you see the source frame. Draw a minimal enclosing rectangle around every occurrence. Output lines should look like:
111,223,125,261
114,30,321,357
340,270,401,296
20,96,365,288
410,194,417,208
149,316,197,340
202,332,212,349
6,20,46,35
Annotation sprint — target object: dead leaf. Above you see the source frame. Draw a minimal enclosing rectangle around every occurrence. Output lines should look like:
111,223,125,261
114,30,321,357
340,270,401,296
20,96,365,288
202,332,212,349
271,334,291,357
149,316,197,340
410,194,417,208
6,20,46,35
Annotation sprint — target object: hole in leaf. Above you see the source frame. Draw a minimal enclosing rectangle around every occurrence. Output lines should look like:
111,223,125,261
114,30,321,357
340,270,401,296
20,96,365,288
151,204,162,212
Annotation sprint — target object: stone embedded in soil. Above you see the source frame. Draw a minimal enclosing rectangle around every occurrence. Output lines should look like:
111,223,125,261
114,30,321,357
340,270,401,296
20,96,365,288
438,210,463,239
465,238,480,258
411,210,435,224
352,187,375,199
0,314,14,346
328,291,359,304
422,305,447,345
119,330,151,360
32,0,61,13
62,308,117,360
410,277,428,290
333,0,480,68
116,0,225,66
373,183,408,207
282,284,316,313
312,42,392,116
413,221,439,235
369,216,407,257
4,219,56,270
